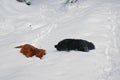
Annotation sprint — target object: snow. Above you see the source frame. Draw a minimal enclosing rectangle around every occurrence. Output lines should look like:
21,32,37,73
0,0,120,80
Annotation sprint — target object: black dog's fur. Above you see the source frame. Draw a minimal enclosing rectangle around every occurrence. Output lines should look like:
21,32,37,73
55,39,95,52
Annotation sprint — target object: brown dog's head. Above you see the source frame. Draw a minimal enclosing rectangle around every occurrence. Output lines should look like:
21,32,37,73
35,49,46,59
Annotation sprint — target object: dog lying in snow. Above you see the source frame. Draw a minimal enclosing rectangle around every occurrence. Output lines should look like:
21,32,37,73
55,39,95,52
15,44,46,59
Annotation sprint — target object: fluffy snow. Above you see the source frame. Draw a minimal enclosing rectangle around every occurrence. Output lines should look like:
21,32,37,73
0,0,120,80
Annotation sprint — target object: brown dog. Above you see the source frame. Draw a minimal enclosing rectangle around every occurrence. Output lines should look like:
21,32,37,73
15,44,46,59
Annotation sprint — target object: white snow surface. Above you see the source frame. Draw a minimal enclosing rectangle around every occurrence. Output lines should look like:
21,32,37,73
0,0,120,80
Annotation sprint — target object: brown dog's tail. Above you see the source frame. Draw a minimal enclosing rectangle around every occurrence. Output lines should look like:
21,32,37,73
15,45,24,48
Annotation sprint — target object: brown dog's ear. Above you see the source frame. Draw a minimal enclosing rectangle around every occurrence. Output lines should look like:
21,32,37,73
15,45,24,48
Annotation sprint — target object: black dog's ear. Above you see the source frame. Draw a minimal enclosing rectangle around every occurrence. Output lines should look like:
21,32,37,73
83,46,89,52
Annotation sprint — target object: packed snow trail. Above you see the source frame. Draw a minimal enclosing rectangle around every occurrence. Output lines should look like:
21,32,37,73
104,2,120,80
0,0,120,80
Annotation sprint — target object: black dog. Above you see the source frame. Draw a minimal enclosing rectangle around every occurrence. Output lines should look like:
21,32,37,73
55,39,95,52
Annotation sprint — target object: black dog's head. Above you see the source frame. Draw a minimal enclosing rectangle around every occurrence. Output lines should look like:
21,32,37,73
54,45,62,51
87,42,95,50
54,45,57,48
